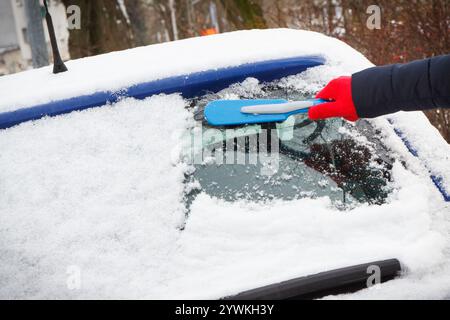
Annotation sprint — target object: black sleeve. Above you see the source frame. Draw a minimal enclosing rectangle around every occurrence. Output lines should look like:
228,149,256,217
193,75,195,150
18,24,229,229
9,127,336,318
351,54,450,118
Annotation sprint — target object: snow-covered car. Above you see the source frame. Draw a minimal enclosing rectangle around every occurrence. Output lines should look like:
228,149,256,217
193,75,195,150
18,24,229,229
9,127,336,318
0,29,449,299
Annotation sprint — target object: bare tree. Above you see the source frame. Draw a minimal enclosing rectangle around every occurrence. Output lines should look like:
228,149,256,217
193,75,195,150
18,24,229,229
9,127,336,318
219,0,267,29
61,0,134,58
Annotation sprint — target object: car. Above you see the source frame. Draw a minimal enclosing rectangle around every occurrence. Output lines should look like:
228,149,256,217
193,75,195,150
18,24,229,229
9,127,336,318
0,29,448,299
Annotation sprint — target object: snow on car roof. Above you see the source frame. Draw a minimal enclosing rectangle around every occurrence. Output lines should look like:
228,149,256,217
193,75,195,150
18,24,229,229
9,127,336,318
0,28,369,113
0,29,449,299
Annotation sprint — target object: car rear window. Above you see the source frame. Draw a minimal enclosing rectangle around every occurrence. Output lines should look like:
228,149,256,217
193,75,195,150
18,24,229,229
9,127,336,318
183,76,394,208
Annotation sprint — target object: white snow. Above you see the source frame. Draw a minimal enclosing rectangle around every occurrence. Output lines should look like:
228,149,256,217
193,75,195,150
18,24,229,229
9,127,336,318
0,95,190,299
0,29,449,299
389,112,450,192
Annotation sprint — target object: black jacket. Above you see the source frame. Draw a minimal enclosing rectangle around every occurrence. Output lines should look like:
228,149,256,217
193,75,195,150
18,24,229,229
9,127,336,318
352,54,450,118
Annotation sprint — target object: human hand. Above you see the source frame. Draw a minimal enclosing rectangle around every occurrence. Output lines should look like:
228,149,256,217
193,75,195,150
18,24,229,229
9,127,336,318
308,76,359,122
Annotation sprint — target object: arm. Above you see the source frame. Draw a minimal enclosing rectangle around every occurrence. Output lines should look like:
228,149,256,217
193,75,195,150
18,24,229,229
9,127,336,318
308,54,450,121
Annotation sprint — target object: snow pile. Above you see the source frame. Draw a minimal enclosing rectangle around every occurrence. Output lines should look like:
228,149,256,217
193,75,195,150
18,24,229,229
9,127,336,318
0,95,190,299
390,112,450,193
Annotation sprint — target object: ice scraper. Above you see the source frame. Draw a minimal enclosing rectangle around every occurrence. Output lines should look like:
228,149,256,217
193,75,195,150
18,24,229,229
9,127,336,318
204,98,329,127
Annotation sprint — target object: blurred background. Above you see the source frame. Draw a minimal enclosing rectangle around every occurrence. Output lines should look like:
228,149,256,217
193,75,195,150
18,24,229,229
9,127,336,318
0,0,448,141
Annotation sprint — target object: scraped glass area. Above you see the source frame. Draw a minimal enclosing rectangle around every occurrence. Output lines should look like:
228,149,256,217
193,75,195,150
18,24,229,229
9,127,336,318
183,76,394,208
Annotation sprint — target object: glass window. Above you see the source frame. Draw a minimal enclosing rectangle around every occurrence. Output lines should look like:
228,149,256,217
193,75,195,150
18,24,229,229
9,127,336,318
184,77,393,208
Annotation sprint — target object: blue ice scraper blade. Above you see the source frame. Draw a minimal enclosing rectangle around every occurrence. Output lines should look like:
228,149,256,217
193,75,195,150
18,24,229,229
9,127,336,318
204,98,328,126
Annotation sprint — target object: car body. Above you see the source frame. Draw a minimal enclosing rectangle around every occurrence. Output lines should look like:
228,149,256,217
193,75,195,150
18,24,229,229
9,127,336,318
0,29,449,299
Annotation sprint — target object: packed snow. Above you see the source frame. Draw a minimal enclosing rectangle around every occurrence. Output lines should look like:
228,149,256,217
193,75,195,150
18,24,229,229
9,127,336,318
0,29,449,299
388,113,450,193
0,95,190,298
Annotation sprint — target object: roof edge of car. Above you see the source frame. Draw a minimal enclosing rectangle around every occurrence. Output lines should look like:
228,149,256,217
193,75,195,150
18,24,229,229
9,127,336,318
0,55,325,130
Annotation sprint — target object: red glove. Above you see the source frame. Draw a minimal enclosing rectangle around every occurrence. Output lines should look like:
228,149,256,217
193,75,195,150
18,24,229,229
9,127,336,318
308,76,359,122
